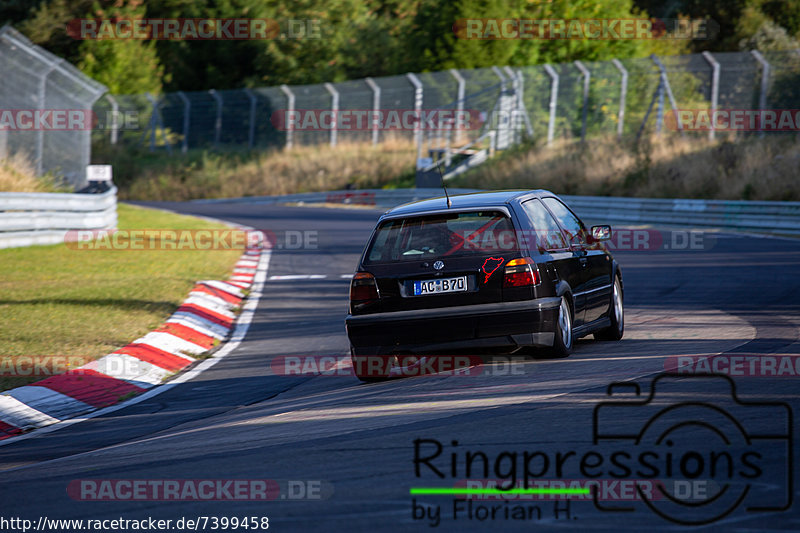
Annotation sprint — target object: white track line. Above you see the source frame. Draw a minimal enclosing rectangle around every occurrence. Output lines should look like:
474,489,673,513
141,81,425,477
269,274,327,280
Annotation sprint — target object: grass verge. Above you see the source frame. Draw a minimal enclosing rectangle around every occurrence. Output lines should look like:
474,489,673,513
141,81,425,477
0,203,242,392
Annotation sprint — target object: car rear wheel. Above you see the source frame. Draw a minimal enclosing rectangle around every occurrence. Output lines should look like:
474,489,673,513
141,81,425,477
352,348,429,382
595,276,624,341
351,347,383,383
549,295,573,357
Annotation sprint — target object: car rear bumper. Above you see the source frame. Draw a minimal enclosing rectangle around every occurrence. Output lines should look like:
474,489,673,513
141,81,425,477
345,297,560,355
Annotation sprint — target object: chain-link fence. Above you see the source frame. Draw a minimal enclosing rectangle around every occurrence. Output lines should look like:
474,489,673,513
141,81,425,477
0,26,107,189
101,49,800,178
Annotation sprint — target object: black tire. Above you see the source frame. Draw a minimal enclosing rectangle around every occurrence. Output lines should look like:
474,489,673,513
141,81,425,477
595,275,624,341
350,347,388,383
549,295,574,357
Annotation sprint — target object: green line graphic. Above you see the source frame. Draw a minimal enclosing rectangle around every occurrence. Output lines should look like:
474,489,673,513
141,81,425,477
410,487,590,496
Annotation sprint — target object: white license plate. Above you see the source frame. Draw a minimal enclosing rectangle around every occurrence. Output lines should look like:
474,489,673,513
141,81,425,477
413,276,467,296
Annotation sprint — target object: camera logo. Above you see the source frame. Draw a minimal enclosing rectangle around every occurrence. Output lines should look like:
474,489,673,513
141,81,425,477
592,374,792,525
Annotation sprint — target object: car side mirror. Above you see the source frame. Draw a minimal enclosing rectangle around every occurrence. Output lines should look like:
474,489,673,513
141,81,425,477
591,225,612,242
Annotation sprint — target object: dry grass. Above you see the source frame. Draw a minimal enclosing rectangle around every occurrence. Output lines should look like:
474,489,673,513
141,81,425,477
453,134,800,201
117,137,417,201
0,153,63,192
109,133,799,202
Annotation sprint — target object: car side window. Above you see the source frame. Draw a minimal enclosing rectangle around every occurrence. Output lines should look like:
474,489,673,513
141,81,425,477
541,197,587,247
520,199,568,252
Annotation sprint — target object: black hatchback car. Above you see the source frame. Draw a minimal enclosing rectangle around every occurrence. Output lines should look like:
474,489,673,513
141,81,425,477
345,190,623,380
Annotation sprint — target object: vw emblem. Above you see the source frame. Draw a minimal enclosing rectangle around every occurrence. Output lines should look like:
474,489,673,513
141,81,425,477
433,260,444,270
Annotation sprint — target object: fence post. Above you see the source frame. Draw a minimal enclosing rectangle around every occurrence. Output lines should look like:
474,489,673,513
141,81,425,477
176,91,190,154
507,67,534,139
324,82,339,147
244,88,257,149
651,55,683,137
491,66,515,149
209,89,223,147
145,92,172,155
444,117,453,167
504,66,521,144
406,73,424,168
611,59,628,140
105,94,119,145
449,69,466,145
574,60,590,142
145,92,157,152
364,77,381,145
750,50,770,139
279,84,295,149
702,51,720,140
543,64,559,145
36,59,59,176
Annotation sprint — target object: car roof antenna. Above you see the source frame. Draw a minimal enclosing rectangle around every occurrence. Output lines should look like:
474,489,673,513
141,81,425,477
437,162,452,209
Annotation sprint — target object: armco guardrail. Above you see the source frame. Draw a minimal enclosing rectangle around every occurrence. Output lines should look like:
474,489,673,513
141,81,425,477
561,195,800,236
195,189,800,236
0,187,117,248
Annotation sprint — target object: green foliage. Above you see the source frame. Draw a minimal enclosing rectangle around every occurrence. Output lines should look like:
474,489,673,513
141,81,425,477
78,1,165,94
8,0,800,92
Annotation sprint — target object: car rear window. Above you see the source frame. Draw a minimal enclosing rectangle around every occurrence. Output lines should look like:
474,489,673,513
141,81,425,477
364,210,519,263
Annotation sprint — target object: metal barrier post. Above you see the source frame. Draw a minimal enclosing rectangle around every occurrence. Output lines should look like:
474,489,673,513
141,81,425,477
750,50,770,139
145,92,172,155
406,73,424,167
651,55,684,136
702,51,720,140
507,67,534,139
244,88,257,149
209,89,223,147
176,91,190,154
364,77,381,145
105,94,119,145
449,69,466,145
36,59,59,176
611,59,628,140
280,84,295,149
491,66,508,148
324,82,339,147
543,64,559,145
574,60,590,142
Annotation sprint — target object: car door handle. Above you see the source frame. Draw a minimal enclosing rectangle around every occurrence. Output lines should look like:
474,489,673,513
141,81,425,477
580,257,588,267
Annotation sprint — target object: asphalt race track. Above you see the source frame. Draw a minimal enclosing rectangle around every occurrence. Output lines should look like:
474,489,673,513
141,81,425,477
1,201,799,532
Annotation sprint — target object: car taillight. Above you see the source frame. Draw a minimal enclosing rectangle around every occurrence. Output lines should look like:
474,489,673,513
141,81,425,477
350,271,379,309
503,257,540,287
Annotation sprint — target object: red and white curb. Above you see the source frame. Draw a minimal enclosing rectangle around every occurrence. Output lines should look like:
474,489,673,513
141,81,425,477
0,241,270,441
